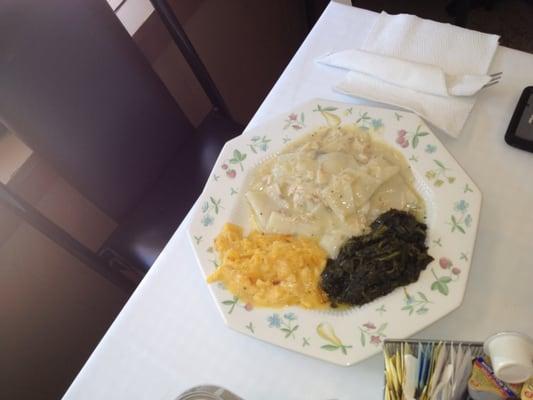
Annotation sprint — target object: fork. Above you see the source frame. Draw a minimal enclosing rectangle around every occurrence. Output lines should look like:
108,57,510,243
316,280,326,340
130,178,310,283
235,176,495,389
482,72,503,89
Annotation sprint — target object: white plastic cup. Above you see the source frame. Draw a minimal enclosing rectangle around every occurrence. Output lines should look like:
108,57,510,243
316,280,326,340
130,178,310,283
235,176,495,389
484,331,533,384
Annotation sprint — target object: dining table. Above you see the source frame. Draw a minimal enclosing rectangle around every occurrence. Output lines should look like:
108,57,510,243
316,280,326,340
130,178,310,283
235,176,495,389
62,2,533,399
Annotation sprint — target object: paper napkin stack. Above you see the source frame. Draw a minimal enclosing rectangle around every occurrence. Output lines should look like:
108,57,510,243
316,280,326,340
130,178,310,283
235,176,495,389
317,12,500,137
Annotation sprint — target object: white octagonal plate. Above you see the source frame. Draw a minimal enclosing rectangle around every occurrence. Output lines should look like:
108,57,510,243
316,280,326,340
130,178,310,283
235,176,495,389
187,99,481,366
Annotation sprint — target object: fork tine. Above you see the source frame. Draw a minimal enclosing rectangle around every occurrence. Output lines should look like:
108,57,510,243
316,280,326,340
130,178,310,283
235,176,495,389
490,72,503,77
487,76,501,84
482,80,500,89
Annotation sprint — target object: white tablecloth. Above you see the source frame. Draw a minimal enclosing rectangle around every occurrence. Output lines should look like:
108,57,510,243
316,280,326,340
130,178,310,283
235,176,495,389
63,3,533,400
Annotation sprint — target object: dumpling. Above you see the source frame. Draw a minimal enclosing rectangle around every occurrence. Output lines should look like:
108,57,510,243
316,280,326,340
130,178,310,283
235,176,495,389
317,152,359,174
321,175,356,220
266,212,321,238
245,190,278,229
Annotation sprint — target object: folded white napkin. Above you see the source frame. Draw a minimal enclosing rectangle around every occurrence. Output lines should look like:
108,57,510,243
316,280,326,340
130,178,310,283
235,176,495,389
335,71,475,138
317,49,492,97
362,12,499,76
319,12,500,137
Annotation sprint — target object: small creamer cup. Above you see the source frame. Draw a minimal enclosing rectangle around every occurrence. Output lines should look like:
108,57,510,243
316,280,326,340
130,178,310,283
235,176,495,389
484,331,533,384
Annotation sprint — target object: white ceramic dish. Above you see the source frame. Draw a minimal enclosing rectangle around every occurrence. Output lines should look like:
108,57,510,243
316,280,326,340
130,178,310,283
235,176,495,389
187,99,481,366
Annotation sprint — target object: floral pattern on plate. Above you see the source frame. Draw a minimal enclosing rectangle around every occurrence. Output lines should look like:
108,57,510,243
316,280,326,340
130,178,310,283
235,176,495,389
402,289,432,316
317,323,352,355
395,125,429,149
267,313,299,339
430,257,462,296
188,99,482,366
359,322,388,347
449,200,473,234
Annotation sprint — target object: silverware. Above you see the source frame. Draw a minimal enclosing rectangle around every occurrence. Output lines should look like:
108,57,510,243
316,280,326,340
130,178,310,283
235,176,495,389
482,72,503,89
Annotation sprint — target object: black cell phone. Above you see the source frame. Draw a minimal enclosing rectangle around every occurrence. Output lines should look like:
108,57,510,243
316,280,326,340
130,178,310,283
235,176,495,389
505,86,533,152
